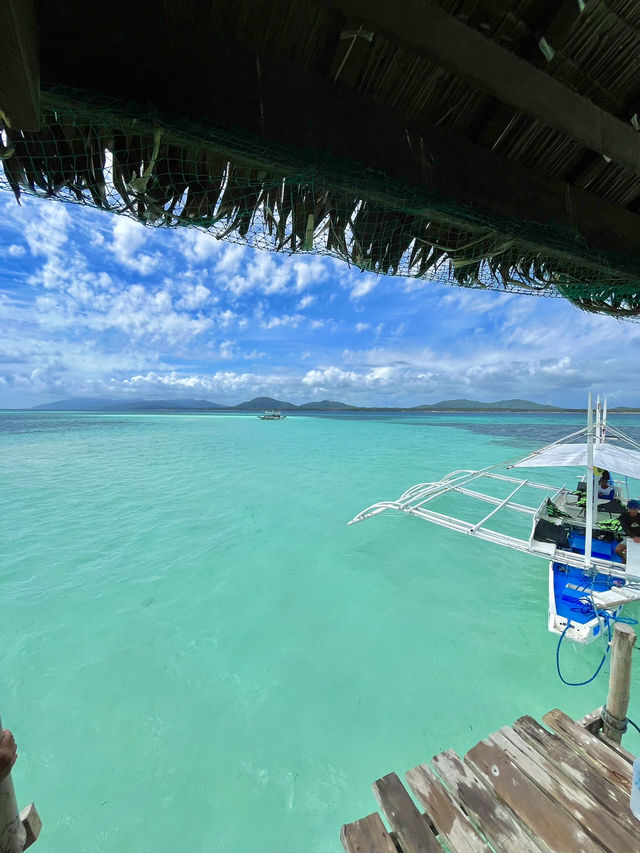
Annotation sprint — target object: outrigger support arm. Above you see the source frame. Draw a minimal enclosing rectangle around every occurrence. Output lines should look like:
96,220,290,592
471,480,529,532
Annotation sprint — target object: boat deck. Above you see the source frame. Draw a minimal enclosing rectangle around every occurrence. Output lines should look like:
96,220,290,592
340,708,638,852
555,489,625,529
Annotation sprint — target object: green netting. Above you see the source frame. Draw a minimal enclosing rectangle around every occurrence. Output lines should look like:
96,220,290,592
2,86,640,318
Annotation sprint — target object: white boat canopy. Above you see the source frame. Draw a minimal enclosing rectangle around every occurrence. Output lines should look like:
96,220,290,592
349,400,640,579
511,442,640,480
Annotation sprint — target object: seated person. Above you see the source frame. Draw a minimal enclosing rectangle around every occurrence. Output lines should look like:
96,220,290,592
615,499,640,562
598,470,615,499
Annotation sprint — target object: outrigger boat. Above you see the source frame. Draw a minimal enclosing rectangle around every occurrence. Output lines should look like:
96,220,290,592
349,394,640,644
258,410,287,420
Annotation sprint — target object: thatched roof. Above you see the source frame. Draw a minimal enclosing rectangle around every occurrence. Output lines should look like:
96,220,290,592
3,0,640,316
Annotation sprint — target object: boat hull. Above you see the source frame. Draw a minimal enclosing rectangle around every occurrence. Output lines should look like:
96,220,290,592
548,560,623,644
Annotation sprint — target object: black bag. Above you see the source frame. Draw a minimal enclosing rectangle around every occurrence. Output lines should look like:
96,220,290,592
533,519,569,548
594,529,616,542
598,498,625,516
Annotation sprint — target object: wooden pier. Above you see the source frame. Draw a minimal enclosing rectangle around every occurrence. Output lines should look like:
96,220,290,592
341,625,640,852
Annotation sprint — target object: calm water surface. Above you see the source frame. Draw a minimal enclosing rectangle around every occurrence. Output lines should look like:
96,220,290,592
2,410,640,852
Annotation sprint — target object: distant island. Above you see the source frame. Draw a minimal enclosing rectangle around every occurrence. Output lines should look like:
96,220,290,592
28,396,639,413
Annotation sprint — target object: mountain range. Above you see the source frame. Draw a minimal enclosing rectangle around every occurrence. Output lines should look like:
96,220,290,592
31,396,574,412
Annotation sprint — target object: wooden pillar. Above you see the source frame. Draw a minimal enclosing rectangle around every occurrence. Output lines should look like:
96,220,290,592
603,623,637,744
0,716,26,853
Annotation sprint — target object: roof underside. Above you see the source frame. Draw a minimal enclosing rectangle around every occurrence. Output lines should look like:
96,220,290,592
3,0,640,315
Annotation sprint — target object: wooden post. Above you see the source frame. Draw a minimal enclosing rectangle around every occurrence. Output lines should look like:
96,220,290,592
603,623,637,744
0,716,26,853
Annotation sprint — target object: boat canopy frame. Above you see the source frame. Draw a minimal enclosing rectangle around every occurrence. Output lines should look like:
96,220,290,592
349,409,640,581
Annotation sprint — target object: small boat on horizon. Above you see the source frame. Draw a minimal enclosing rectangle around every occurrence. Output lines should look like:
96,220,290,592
349,394,640,644
258,409,287,420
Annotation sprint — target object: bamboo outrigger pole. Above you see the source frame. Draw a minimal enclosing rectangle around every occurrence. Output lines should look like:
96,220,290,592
0,717,40,852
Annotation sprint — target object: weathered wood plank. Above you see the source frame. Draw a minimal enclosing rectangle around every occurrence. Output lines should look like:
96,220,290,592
19,803,41,850
577,708,602,733
326,0,640,175
465,739,603,853
597,730,635,764
340,812,398,853
432,749,544,852
372,772,441,853
543,709,632,792
490,727,640,852
513,716,640,844
0,0,39,130
405,763,491,853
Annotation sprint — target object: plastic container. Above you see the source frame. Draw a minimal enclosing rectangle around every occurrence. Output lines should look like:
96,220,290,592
631,757,640,819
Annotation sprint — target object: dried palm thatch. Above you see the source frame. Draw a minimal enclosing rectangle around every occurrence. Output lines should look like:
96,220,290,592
2,89,640,318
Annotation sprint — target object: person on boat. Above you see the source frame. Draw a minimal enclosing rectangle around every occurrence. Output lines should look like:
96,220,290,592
597,470,614,499
0,729,17,780
615,499,640,562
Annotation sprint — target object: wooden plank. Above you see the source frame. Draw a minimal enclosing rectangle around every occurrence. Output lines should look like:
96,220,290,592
326,0,640,175
19,803,42,850
34,6,640,261
543,709,632,791
340,812,398,853
513,717,640,838
465,738,603,853
597,730,635,764
0,0,39,130
432,749,544,852
372,772,441,853
490,727,640,851
405,763,491,853
577,707,602,733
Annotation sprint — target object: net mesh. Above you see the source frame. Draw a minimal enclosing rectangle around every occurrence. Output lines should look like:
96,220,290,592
2,87,640,318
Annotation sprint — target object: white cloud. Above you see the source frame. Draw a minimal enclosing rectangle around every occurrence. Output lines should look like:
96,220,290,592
22,201,70,257
180,230,224,264
5,190,640,409
302,367,360,388
350,273,379,299
214,243,247,275
176,283,212,310
217,309,238,329
260,313,304,329
120,369,258,396
219,340,235,360
292,258,327,292
296,294,315,310
221,253,292,299
27,255,212,346
110,218,158,274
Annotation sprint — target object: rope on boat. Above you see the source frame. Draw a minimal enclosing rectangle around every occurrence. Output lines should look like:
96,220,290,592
555,584,638,687
556,619,611,687
627,717,640,736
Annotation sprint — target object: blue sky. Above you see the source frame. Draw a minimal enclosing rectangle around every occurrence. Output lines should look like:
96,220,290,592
1,192,640,409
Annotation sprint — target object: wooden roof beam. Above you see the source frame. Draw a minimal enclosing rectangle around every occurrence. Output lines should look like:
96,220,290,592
325,0,640,175
0,0,40,130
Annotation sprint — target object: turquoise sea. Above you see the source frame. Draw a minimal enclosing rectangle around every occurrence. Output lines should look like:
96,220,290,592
3,410,640,852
